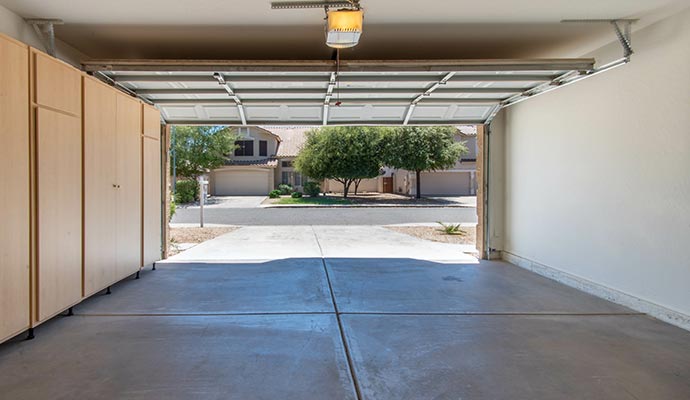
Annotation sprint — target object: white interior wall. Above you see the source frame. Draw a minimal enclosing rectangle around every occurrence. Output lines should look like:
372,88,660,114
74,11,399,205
497,8,690,329
0,4,88,66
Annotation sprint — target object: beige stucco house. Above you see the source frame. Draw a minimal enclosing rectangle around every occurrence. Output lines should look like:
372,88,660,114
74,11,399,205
323,126,478,196
211,125,477,196
208,126,309,196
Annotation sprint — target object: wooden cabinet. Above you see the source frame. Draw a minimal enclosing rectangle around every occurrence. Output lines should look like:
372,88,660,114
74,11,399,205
142,105,162,266
35,108,82,322
32,49,83,324
83,77,118,296
116,94,143,278
0,34,31,342
83,79,143,296
0,35,165,342
33,51,81,115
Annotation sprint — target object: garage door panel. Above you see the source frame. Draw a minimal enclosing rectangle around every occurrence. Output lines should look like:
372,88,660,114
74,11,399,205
420,172,472,196
213,169,272,196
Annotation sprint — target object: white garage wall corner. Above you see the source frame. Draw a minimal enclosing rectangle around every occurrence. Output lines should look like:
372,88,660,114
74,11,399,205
0,4,89,67
486,110,506,254
499,9,690,330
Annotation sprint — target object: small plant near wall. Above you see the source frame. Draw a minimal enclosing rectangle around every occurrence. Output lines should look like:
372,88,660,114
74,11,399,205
437,222,466,236
303,181,321,197
291,191,303,198
278,184,293,195
169,195,177,221
269,190,281,199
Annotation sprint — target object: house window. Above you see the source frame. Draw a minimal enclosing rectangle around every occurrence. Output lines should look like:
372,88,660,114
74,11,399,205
281,160,293,168
294,173,302,186
281,171,290,185
234,140,254,156
259,140,268,157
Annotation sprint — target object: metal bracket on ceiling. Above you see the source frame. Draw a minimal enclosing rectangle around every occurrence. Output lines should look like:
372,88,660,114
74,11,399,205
26,18,64,57
271,1,354,10
561,19,638,60
483,18,639,125
213,73,248,126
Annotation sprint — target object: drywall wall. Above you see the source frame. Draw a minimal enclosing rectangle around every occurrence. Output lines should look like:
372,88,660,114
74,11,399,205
0,4,87,65
499,8,690,328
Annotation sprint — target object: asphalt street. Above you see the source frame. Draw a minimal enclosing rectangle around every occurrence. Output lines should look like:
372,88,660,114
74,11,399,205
172,206,477,225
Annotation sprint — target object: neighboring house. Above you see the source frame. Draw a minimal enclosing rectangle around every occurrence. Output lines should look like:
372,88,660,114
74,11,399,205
396,125,478,197
210,125,477,197
208,126,309,196
323,126,478,196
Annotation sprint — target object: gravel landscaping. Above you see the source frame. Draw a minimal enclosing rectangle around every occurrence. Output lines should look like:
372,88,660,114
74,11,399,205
169,226,238,256
387,225,476,246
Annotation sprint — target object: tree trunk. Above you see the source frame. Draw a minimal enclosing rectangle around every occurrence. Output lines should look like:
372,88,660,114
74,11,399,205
415,170,422,199
343,180,351,198
354,179,362,195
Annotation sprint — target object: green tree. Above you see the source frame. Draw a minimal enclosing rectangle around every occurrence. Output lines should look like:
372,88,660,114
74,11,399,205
295,126,388,198
383,126,467,199
172,126,239,179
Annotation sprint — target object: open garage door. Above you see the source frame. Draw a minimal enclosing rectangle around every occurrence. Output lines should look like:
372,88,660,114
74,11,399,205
84,59,595,126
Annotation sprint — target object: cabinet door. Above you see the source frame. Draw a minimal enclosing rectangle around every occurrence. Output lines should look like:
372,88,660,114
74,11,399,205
143,105,161,140
143,137,162,266
116,94,142,278
0,34,30,342
33,51,81,116
36,108,82,322
83,78,118,296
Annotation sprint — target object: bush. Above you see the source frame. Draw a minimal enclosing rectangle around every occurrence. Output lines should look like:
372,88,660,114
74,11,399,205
175,179,199,204
169,194,177,221
291,191,303,198
303,181,321,197
269,190,281,199
278,184,293,195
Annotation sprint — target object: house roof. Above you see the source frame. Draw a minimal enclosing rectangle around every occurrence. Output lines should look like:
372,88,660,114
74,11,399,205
457,125,477,136
225,158,278,168
262,126,311,158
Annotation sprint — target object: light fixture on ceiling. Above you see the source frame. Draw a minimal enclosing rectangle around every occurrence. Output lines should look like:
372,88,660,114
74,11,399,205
325,8,364,49
271,1,364,49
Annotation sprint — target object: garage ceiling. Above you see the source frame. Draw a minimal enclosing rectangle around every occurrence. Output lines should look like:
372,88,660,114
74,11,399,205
2,0,684,59
87,58,594,126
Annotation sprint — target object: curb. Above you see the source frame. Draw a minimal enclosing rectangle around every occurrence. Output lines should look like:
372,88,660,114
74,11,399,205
259,204,475,209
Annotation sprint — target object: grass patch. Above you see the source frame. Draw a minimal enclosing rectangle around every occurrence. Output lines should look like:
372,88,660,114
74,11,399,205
275,196,352,205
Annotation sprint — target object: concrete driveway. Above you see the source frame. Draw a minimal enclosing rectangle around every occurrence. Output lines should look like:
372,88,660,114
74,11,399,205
1,227,689,399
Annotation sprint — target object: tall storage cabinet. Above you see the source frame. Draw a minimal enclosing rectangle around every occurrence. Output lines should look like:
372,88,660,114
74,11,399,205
83,79,143,296
83,77,118,296
31,50,83,324
115,94,143,279
142,105,162,266
0,34,31,342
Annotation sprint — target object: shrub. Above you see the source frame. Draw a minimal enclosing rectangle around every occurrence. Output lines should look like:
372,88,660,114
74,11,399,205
291,191,303,198
278,184,293,195
169,194,177,221
269,190,281,199
303,181,321,197
437,222,465,236
175,179,199,204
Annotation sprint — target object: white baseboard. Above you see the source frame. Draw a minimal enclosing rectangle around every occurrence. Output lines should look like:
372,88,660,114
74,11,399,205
502,251,690,332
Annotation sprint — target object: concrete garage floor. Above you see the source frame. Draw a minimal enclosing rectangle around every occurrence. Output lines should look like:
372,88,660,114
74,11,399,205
1,228,689,399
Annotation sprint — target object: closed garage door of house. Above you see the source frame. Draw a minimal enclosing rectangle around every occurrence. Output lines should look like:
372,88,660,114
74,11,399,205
212,169,271,196
421,171,472,196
